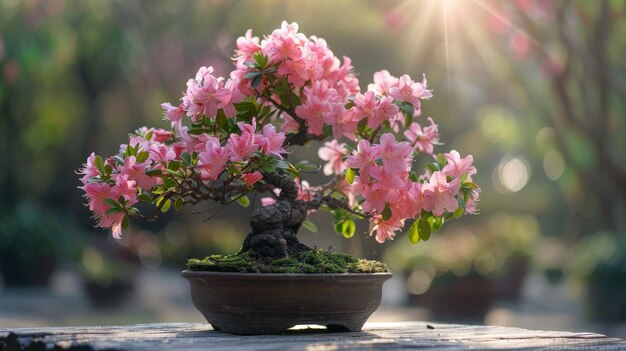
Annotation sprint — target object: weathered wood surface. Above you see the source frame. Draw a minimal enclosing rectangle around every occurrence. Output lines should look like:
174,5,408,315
1,322,625,351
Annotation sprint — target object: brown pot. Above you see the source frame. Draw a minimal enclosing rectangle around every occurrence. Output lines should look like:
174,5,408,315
181,270,392,334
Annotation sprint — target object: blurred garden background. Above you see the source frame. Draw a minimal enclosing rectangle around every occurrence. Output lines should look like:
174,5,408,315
1,0,626,337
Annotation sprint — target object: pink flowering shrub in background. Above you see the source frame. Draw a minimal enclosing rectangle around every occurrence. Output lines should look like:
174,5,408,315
79,22,479,245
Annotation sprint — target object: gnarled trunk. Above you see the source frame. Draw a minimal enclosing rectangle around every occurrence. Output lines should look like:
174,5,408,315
241,173,313,258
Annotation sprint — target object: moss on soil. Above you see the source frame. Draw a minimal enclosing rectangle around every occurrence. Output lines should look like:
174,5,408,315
187,249,389,274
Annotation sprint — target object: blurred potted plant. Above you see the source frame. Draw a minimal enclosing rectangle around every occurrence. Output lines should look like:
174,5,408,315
384,212,538,318
0,201,78,287
569,231,626,322
77,22,480,334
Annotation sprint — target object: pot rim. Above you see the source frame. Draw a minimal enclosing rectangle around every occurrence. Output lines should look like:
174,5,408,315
181,270,392,279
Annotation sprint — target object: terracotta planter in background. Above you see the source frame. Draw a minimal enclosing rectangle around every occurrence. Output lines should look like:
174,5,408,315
181,271,392,335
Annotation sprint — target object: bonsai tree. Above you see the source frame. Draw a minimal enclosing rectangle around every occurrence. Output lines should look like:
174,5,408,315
78,22,480,262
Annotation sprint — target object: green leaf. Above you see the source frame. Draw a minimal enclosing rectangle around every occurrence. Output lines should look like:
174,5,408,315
409,171,419,182
136,151,149,163
285,163,301,180
138,193,153,203
302,219,318,233
175,197,184,211
122,215,130,230
106,207,123,216
181,153,192,167
454,207,464,219
381,203,392,221
95,155,105,175
113,156,125,165
145,169,162,177
145,130,153,141
341,219,356,238
103,199,120,208
244,71,261,79
236,195,250,208
251,75,262,88
418,218,431,241
345,168,356,184
430,216,444,232
187,128,206,135
408,220,420,244
160,199,171,213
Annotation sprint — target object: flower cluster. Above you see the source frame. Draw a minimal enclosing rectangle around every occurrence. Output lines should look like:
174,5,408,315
79,22,479,245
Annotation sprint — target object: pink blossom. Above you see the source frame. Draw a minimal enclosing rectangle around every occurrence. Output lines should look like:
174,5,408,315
370,166,405,191
79,153,100,185
82,182,112,214
388,74,433,113
361,183,398,214
261,197,277,206
371,216,404,243
442,150,477,180
227,132,259,162
262,21,308,63
241,171,263,187
370,96,399,130
259,124,286,158
149,144,176,163
215,78,244,118
317,140,347,176
235,29,261,61
403,117,439,154
345,140,378,180
324,103,358,140
465,189,480,215
118,156,154,190
371,133,412,173
353,91,376,122
111,173,139,204
422,171,460,216
198,136,229,180
183,66,221,120
151,129,173,143
280,114,301,134
367,70,398,96
160,102,185,130
295,80,340,135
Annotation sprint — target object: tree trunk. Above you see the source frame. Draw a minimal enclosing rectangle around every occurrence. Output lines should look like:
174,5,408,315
241,173,312,258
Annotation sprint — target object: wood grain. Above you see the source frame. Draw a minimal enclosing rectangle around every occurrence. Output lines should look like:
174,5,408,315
1,321,625,350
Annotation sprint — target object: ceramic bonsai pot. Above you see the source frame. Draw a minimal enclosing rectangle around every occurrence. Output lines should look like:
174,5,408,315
181,270,392,334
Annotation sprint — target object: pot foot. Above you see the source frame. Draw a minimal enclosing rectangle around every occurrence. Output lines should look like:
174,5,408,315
327,319,366,332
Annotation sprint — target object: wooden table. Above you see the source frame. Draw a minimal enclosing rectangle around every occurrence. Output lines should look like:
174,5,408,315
2,322,625,350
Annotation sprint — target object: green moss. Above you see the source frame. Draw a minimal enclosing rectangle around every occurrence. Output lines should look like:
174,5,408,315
187,249,389,273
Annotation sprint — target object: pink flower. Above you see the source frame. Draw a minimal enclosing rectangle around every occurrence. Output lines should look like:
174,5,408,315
235,29,261,61
160,102,185,130
262,21,308,63
198,136,229,180
281,115,301,134
345,140,378,180
79,153,100,185
151,129,173,143
118,156,154,190
215,78,244,118
370,216,404,243
111,173,139,204
324,104,358,141
388,74,433,113
367,70,399,96
465,189,480,215
353,91,376,122
149,144,176,163
361,183,398,214
422,171,460,217
259,124,286,158
261,197,277,206
227,132,259,162
371,133,412,173
442,150,477,179
295,80,340,135
369,96,399,130
241,171,263,187
317,140,347,176
403,117,439,154
183,66,221,120
82,182,112,214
